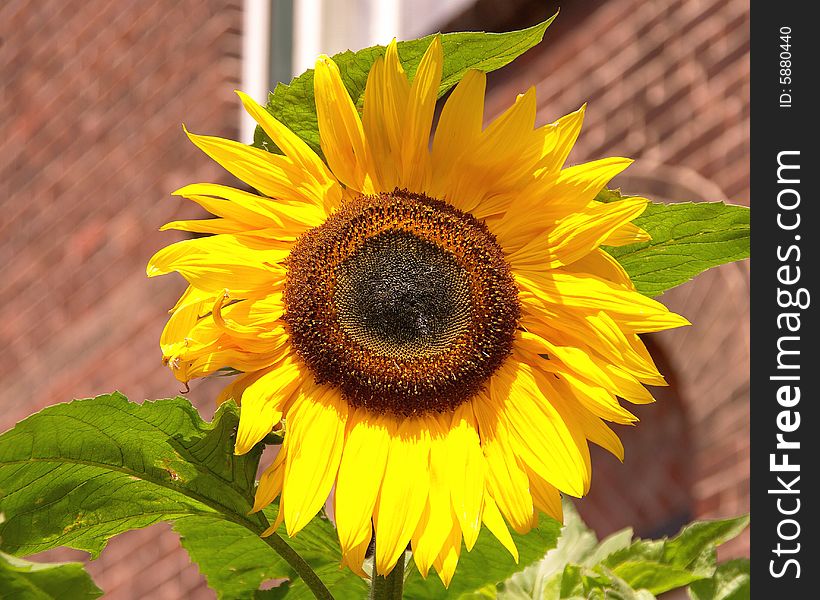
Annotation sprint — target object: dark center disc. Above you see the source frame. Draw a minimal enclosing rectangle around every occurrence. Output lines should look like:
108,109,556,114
334,231,473,359
283,189,520,416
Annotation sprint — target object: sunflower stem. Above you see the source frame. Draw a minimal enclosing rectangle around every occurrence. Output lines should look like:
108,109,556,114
370,552,405,600
261,531,335,600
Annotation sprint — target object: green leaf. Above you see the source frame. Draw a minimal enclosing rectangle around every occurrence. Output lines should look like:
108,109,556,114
0,393,266,558
174,516,293,600
661,516,750,572
602,515,750,595
593,567,656,600
258,562,368,600
602,539,665,568
253,16,557,157
557,564,586,598
582,528,634,568
174,507,367,599
258,508,369,599
0,551,102,599
598,190,750,298
606,560,700,595
403,514,561,599
0,393,334,599
497,505,748,600
688,559,750,600
499,501,623,600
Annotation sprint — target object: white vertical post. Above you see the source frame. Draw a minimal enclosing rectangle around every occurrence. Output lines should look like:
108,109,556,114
370,0,401,45
241,0,272,143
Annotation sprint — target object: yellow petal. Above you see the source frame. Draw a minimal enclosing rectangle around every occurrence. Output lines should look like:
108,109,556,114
281,385,348,535
472,390,535,533
171,334,288,383
444,88,539,214
535,104,586,176
211,291,286,341
400,36,442,192
517,271,690,334
519,302,665,389
431,70,486,193
147,233,287,294
410,501,435,578
516,327,657,407
601,221,651,246
583,311,665,383
253,447,286,513
169,284,213,314
362,40,410,191
525,368,594,494
508,197,648,270
160,217,252,235
173,183,327,230
481,492,518,562
160,291,214,362
562,249,636,291
216,368,272,407
411,415,452,577
540,364,638,425
497,158,635,253
446,403,485,551
525,466,564,523
373,418,430,575
543,373,626,463
314,55,378,193
340,525,372,578
476,87,539,174
335,409,391,560
236,90,342,212
581,411,625,461
184,126,334,206
488,361,588,497
235,357,306,455
432,517,462,588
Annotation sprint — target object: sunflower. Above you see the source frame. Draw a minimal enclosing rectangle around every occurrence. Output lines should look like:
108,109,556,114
148,37,688,586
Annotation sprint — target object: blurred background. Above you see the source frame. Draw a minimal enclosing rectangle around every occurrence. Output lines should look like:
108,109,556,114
1,0,749,597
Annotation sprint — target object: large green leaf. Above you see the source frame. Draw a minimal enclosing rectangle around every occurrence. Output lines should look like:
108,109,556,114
0,394,265,557
603,516,750,573
403,515,561,599
0,551,102,599
600,515,750,596
253,16,556,157
0,394,331,599
598,190,750,298
174,508,367,599
174,516,293,600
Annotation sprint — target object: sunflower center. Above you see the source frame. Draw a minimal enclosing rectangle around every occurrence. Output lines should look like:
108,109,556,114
284,189,519,416
334,231,472,358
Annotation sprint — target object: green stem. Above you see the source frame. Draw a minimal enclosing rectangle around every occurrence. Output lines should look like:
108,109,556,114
370,552,405,600
262,532,335,600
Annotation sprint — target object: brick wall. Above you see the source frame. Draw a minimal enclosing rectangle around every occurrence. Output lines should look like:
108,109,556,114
456,0,750,557
1,0,242,596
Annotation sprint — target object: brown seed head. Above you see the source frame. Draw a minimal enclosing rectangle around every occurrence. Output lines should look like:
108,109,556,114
284,189,519,416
